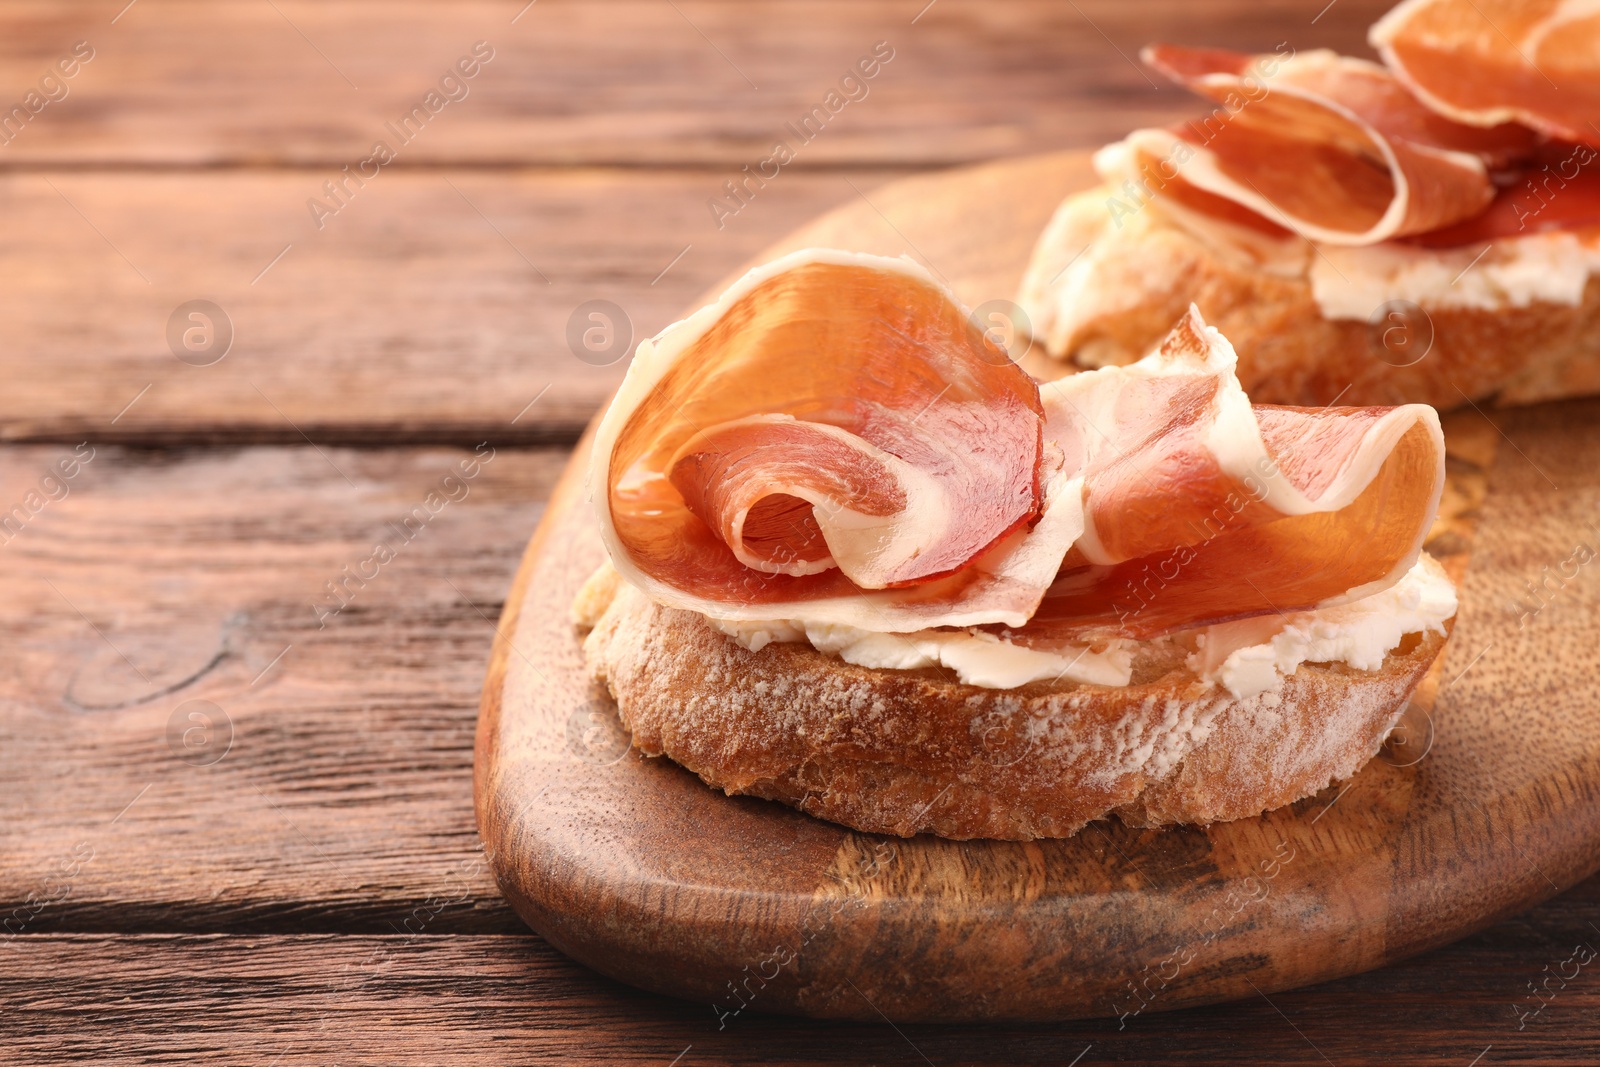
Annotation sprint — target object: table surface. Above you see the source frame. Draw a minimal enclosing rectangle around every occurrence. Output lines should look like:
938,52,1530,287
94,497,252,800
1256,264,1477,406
4,1,1598,1063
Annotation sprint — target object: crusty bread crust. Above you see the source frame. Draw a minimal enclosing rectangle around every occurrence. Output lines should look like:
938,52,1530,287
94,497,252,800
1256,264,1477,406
581,577,1449,841
1015,185,1600,409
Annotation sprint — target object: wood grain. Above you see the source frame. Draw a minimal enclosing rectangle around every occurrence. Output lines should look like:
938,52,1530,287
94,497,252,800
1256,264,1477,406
0,443,570,933
477,153,1600,1020
0,168,897,443
0,0,1390,168
8,0,1600,1056
7,873,1600,1067
0,0,1401,442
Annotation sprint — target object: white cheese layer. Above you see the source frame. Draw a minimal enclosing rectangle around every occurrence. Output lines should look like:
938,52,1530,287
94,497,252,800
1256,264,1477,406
1153,194,1600,320
708,556,1456,695
708,616,1137,689
1188,554,1457,699
1308,232,1600,319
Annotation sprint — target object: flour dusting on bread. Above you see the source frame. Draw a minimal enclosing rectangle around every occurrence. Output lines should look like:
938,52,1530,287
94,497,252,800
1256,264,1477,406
580,578,1447,840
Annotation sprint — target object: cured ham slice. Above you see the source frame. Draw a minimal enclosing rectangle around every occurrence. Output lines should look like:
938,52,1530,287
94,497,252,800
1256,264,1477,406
1129,45,1535,245
667,416,956,586
596,261,1445,647
1372,0,1600,148
1406,165,1600,247
1011,309,1445,642
591,248,1072,632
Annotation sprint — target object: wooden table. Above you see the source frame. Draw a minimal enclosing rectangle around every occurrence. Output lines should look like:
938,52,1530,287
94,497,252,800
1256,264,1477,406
4,1,1597,1062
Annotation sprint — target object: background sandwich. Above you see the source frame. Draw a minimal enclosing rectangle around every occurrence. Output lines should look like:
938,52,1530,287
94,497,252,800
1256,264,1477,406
1018,0,1600,409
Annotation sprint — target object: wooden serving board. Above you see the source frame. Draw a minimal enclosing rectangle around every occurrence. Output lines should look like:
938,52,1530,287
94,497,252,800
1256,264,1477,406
475,150,1600,1022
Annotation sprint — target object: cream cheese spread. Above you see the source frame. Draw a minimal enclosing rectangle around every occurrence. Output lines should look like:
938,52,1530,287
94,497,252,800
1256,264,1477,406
1308,232,1600,319
707,616,1137,689
1153,192,1600,320
1188,554,1457,699
707,555,1456,697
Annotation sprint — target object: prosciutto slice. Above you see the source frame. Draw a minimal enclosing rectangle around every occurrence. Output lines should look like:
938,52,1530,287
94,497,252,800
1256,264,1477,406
595,261,1445,646
1407,164,1600,246
1128,46,1535,245
1372,0,1600,148
1011,308,1445,642
591,249,1073,632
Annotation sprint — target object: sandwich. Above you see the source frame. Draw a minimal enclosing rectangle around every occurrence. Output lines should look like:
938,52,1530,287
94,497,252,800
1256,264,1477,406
574,248,1457,840
1017,0,1600,410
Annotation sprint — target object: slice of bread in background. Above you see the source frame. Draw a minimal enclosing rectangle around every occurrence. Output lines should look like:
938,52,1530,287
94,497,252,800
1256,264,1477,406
1015,185,1600,409
580,576,1449,841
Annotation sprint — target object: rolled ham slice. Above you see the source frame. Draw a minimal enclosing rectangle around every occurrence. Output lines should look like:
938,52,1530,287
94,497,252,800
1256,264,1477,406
1372,0,1600,148
595,260,1446,646
591,248,1073,632
1012,308,1446,642
1126,45,1535,245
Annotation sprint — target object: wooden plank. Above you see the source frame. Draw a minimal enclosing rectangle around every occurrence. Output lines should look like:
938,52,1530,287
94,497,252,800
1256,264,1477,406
6,879,1600,1066
0,167,900,443
0,153,1099,443
0,0,1391,168
0,442,567,933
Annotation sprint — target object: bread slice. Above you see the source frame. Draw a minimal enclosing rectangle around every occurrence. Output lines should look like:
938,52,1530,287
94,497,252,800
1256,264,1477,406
1015,184,1600,409
579,568,1450,841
